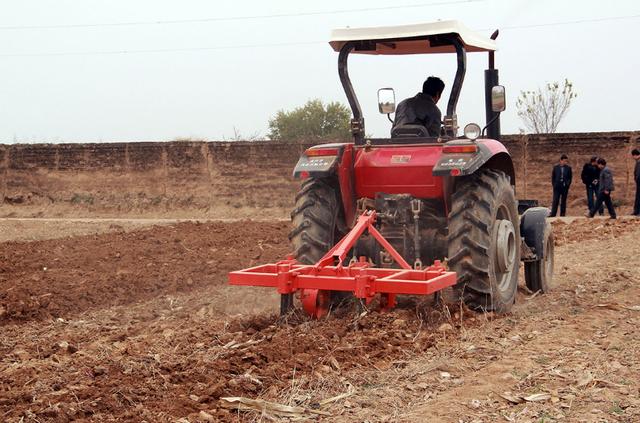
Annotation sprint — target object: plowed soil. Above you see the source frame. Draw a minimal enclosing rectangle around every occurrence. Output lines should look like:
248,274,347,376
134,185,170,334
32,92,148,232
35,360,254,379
1,218,639,422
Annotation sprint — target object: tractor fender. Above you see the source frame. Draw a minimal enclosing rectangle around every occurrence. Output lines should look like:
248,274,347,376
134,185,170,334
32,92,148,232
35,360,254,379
292,143,356,226
520,206,550,260
292,143,348,179
433,138,516,186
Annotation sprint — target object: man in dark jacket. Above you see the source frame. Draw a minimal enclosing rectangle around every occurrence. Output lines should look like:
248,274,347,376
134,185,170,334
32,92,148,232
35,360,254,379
550,154,572,217
392,76,445,137
633,149,640,216
588,158,616,219
580,156,603,215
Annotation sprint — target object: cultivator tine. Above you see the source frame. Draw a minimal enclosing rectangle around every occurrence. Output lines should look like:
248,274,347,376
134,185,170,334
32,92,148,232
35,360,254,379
280,293,294,315
354,298,367,315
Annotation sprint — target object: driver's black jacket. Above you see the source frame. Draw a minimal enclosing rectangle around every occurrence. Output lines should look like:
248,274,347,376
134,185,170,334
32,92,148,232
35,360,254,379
392,93,442,136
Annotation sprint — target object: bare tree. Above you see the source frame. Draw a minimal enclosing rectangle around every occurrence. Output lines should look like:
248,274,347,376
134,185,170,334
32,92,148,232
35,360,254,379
223,126,264,142
516,79,577,134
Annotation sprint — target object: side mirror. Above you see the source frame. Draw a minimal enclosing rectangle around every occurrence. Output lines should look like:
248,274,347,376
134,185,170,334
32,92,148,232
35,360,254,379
378,88,396,114
491,85,506,112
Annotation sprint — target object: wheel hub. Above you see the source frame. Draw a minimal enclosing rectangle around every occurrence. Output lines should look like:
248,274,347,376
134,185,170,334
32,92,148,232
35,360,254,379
495,219,516,273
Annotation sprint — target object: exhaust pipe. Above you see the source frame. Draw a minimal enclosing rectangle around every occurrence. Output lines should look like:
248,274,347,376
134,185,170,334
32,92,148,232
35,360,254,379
484,30,501,141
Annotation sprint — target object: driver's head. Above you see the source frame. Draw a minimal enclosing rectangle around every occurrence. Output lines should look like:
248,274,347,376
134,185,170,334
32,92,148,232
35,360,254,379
423,76,445,102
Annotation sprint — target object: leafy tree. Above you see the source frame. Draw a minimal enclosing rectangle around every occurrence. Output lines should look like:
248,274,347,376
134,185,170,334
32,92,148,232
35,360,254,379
268,99,351,141
516,79,577,134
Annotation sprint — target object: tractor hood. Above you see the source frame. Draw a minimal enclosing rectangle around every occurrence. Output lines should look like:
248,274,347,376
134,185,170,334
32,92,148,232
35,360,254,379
329,20,496,55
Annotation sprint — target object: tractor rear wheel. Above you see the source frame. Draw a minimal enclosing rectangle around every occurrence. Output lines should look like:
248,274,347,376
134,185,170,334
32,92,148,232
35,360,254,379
448,169,520,313
524,221,554,293
289,178,345,317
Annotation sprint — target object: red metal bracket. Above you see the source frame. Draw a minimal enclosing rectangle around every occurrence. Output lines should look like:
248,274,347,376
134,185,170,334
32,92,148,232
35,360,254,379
315,211,411,270
229,259,455,299
228,211,457,310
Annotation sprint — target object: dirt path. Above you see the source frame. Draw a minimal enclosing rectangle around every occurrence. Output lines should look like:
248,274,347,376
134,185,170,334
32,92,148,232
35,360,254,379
0,218,287,242
0,219,639,422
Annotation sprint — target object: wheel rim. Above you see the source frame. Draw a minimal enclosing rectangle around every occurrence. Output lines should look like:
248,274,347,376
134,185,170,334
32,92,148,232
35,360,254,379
493,206,517,293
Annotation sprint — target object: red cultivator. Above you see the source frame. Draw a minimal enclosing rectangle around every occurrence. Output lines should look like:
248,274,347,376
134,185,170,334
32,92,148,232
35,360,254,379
229,211,457,317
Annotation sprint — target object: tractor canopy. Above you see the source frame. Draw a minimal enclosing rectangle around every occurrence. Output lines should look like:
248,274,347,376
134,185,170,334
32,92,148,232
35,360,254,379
329,20,501,143
329,20,496,55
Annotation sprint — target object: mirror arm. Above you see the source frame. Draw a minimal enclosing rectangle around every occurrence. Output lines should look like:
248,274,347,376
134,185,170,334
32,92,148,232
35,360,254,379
481,112,501,137
387,113,394,124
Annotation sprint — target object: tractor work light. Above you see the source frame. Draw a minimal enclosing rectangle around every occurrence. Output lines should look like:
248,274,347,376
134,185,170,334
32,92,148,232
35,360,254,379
463,123,481,141
442,144,478,154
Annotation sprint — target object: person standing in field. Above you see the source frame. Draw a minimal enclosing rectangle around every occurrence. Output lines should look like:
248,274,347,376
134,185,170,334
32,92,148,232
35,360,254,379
588,158,616,219
550,154,572,217
632,149,640,216
580,156,603,215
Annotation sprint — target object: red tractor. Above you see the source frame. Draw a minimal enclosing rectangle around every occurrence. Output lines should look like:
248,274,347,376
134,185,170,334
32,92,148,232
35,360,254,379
230,20,554,317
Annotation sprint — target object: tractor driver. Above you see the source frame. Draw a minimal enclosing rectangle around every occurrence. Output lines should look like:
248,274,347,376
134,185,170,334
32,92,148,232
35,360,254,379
392,76,445,137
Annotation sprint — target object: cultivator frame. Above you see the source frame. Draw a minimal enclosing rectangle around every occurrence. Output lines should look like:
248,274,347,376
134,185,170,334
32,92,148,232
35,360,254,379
229,211,457,317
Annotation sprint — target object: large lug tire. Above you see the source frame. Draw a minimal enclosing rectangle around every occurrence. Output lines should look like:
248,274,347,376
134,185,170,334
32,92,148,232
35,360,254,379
524,222,554,293
289,178,342,264
448,169,521,313
289,178,345,316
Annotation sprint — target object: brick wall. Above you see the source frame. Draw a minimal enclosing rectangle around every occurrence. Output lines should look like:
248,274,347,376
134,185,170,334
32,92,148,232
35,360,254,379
0,132,638,218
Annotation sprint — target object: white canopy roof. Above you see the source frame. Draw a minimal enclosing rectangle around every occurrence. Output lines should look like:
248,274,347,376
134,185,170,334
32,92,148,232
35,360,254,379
329,20,496,55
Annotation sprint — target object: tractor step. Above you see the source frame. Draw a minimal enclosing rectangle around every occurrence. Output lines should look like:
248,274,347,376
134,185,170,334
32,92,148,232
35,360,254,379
228,211,457,317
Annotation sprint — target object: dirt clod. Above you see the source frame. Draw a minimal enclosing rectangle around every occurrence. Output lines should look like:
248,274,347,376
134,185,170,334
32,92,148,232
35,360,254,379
198,410,216,422
92,366,107,377
437,322,454,333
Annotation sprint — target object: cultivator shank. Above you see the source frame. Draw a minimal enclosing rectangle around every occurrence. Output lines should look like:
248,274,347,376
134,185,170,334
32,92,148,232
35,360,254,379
229,211,457,317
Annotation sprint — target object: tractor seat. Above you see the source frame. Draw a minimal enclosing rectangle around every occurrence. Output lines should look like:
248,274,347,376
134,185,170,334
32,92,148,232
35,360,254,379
391,124,430,138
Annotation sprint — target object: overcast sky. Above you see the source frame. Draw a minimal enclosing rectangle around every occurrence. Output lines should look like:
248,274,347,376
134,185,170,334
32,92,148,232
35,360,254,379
1,0,639,143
